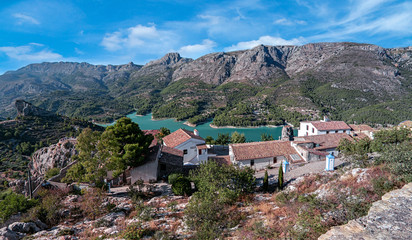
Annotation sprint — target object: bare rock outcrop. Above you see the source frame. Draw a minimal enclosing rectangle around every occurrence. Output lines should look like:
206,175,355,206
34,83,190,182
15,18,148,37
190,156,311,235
319,182,412,240
31,138,77,178
15,100,54,117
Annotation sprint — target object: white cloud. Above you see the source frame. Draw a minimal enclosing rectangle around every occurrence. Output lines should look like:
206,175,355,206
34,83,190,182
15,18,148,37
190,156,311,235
224,36,305,51
178,39,216,58
12,13,40,25
0,44,62,62
274,18,306,26
101,24,177,53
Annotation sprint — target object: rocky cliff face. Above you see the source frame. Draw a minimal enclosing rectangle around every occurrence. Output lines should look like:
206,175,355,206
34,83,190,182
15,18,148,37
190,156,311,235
0,42,411,124
319,182,412,240
30,138,77,177
15,100,54,117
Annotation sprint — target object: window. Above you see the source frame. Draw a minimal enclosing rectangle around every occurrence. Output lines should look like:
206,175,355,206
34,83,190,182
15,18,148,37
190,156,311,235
198,149,202,155
273,157,277,164
183,149,188,154
306,125,309,130
326,131,329,134
250,160,254,166
312,128,314,133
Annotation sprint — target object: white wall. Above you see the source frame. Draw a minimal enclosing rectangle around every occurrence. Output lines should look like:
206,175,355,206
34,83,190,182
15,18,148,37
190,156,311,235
299,122,351,136
236,157,277,170
175,138,205,163
298,122,318,136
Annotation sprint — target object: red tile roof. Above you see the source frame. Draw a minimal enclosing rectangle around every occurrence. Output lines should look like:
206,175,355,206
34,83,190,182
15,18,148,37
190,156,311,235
304,121,351,131
349,124,375,132
196,144,208,150
162,128,205,148
161,145,184,157
230,140,299,162
143,130,160,148
209,155,232,166
301,133,353,150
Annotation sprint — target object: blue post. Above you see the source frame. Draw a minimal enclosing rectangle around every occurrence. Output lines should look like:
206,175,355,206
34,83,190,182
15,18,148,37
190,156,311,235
325,153,335,171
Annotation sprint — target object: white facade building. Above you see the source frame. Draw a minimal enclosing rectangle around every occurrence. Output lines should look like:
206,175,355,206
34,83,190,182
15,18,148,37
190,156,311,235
298,117,351,137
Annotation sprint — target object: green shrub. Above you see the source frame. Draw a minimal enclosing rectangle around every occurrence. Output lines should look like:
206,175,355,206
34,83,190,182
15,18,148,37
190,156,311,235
171,177,192,196
0,193,37,222
121,223,153,240
57,228,75,236
45,167,60,179
168,173,184,185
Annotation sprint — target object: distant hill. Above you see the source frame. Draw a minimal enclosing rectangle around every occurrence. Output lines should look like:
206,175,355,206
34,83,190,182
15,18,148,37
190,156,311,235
0,42,411,126
0,101,103,178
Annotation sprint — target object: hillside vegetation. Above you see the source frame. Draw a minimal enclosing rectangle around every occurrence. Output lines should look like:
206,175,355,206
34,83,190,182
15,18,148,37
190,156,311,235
0,43,411,126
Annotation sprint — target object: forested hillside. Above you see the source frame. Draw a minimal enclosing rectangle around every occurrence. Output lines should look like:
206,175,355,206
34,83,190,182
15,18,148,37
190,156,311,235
0,43,411,126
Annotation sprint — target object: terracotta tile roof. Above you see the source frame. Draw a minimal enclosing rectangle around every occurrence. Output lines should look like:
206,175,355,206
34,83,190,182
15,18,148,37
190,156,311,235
209,155,232,166
162,128,205,148
161,145,184,157
349,124,375,132
230,140,298,162
143,130,160,148
304,121,351,131
302,133,353,150
196,144,208,150
352,132,370,140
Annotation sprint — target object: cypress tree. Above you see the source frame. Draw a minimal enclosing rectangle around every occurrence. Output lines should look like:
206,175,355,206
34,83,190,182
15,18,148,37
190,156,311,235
278,164,284,190
263,170,269,191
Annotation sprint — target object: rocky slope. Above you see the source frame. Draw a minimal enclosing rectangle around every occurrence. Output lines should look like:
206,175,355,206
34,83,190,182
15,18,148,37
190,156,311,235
0,42,411,125
31,138,77,178
0,101,102,178
319,182,412,240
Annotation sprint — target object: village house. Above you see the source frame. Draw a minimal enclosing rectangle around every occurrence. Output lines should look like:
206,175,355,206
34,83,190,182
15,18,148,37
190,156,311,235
349,124,376,139
298,116,351,137
229,140,303,170
293,133,353,161
116,130,185,184
162,128,217,165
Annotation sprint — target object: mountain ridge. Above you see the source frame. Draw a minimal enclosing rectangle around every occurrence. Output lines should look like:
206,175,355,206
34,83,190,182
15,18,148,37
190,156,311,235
0,42,411,126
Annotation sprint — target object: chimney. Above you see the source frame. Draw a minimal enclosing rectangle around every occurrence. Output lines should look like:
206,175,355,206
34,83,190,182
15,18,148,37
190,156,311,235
193,129,199,136
323,116,330,122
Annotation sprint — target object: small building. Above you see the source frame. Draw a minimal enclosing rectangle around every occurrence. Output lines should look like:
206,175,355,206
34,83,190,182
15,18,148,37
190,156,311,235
229,140,303,170
298,117,351,137
293,133,353,160
162,128,206,164
349,124,375,139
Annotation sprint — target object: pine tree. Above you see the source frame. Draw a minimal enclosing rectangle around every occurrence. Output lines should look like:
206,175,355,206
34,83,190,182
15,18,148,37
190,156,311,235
278,163,284,190
263,170,269,191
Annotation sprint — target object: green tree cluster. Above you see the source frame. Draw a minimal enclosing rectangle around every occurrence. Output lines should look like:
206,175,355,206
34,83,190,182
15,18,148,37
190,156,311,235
185,161,255,238
64,117,153,184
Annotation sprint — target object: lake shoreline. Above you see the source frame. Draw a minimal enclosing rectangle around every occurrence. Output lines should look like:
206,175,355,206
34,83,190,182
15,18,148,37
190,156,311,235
95,112,296,141
209,123,284,129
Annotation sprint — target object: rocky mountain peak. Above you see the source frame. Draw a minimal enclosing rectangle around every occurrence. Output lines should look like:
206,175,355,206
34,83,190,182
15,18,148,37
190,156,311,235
15,100,54,117
145,52,189,67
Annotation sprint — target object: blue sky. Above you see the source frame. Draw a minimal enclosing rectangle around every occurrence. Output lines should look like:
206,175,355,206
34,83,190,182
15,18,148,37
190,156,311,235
0,0,411,73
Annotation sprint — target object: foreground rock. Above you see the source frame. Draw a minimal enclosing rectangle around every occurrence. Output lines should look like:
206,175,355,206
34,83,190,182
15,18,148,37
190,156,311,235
319,182,412,240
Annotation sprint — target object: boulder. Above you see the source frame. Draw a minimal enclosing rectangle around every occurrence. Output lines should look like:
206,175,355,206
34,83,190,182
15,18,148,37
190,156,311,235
0,227,23,240
8,222,40,234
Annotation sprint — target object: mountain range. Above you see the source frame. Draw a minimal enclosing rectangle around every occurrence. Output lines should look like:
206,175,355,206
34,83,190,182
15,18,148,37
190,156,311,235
0,42,411,126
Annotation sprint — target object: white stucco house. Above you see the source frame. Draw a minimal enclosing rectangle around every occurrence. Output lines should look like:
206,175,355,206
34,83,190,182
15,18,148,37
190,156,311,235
298,117,351,137
162,128,215,165
229,140,303,170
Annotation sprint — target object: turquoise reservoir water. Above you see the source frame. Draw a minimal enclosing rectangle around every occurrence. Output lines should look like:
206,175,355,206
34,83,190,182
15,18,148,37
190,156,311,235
100,112,291,142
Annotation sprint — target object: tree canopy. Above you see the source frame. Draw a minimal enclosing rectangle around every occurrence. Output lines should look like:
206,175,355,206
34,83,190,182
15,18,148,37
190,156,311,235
64,117,153,184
